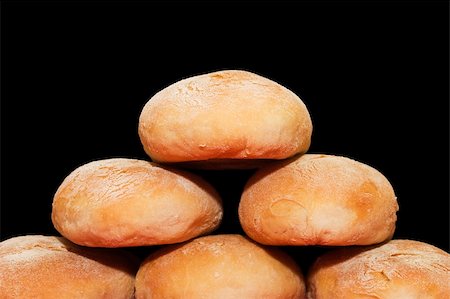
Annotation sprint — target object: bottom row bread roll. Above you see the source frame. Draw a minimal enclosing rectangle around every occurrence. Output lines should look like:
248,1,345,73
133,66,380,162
135,234,305,299
1,235,449,298
307,239,450,299
0,235,138,299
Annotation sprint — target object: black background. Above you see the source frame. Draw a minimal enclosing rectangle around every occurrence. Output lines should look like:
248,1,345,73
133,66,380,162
2,1,448,270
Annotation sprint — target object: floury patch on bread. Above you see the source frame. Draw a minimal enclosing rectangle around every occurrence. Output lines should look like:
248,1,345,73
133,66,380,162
138,70,313,169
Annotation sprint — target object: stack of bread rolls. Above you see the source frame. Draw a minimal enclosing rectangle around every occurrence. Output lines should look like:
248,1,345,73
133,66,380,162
2,70,448,298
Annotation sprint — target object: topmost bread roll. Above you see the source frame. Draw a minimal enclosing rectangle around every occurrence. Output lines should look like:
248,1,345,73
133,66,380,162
138,70,312,169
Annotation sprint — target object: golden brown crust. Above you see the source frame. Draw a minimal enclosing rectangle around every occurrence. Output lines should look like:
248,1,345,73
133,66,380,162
52,158,223,247
138,70,312,168
135,234,305,299
0,235,138,299
307,239,450,299
239,154,398,246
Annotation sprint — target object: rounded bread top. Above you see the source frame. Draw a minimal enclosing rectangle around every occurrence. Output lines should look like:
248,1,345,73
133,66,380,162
138,70,312,166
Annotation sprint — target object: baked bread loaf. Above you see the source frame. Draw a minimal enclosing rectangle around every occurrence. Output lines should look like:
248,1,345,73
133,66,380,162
52,158,222,247
138,70,312,169
0,235,138,299
239,154,398,246
135,234,305,299
307,239,450,298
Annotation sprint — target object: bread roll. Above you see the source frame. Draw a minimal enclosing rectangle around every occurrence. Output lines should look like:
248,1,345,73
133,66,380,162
0,235,138,299
307,239,450,298
138,70,312,169
135,234,305,299
52,158,222,247
239,154,398,246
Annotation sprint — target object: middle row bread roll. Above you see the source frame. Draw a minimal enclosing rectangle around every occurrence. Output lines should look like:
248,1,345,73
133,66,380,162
239,154,399,246
52,158,223,247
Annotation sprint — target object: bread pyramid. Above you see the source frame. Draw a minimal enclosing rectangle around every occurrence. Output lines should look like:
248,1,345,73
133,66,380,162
1,70,448,298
